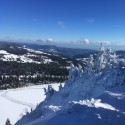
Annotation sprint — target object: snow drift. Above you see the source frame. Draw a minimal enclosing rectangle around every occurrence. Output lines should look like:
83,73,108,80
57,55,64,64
15,43,125,125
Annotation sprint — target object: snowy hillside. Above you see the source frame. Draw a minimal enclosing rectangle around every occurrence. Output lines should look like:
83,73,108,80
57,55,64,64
0,83,60,125
0,43,73,90
15,44,125,125
0,47,53,64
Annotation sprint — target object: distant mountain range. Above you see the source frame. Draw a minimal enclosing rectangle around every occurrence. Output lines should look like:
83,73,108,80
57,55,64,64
1,41,125,59
16,40,125,125
19,42,98,58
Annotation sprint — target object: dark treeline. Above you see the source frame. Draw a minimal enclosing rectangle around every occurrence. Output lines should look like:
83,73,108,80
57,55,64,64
0,61,68,90
0,42,85,90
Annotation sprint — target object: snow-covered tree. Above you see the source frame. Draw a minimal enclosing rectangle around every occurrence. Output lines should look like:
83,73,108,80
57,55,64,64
106,48,112,60
59,83,63,90
74,66,79,79
78,64,83,78
95,43,106,72
44,85,56,98
105,48,118,69
105,48,112,69
68,63,75,81
85,54,94,75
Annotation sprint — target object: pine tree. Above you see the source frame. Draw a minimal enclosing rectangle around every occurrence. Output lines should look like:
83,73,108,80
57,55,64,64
74,66,78,79
68,63,75,81
95,43,106,72
105,48,118,69
78,64,83,78
5,118,12,125
59,83,63,90
44,85,56,98
85,54,94,76
105,48,112,69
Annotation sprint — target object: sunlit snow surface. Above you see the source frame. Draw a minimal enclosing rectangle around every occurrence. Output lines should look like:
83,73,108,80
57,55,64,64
1,83,125,125
15,85,125,125
0,83,60,125
0,48,53,64
0,50,9,54
15,44,125,125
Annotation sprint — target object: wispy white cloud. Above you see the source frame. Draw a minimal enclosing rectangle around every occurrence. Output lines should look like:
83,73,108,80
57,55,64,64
83,38,90,44
35,37,125,50
58,21,65,29
77,38,91,44
46,38,55,44
97,41,111,45
36,38,56,45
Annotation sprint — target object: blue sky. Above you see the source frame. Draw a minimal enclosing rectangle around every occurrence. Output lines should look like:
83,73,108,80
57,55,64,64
0,0,125,47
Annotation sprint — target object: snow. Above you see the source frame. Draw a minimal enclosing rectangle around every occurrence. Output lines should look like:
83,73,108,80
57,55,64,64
0,48,53,64
43,59,53,63
15,44,125,125
0,95,29,125
71,98,118,111
95,113,102,119
0,52,40,63
18,87,125,125
0,50,9,55
24,48,44,54
1,44,125,125
105,91,125,99
0,83,60,125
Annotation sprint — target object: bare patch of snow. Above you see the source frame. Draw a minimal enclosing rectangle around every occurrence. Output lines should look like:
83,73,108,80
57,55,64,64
0,50,9,54
72,98,118,111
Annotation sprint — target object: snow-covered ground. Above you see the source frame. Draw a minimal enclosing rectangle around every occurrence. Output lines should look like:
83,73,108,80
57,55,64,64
1,44,125,125
0,50,9,55
15,44,125,125
0,48,53,64
15,86,125,125
0,83,60,125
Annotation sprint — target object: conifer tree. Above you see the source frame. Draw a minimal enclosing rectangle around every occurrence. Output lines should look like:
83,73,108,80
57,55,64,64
44,85,56,98
78,64,83,78
85,54,94,76
59,83,63,90
68,63,75,81
95,43,106,72
5,118,12,125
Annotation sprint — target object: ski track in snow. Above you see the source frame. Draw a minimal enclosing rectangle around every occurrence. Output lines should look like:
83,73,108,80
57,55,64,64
0,89,37,109
0,84,59,111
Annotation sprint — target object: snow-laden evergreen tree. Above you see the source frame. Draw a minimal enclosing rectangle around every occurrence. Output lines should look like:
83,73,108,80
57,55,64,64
105,48,117,69
59,83,63,90
105,48,112,67
44,85,56,98
85,54,94,76
95,43,106,72
74,66,79,80
68,63,75,81
78,64,83,78
106,48,116,69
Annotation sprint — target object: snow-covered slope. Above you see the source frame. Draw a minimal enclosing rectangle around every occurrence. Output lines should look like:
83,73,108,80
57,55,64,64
0,84,60,125
15,44,125,125
0,47,53,64
17,87,125,125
